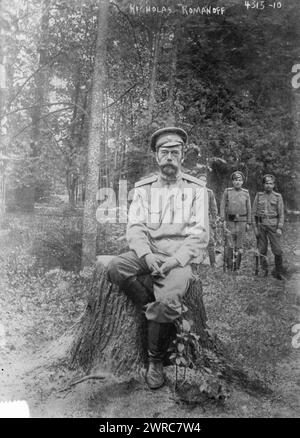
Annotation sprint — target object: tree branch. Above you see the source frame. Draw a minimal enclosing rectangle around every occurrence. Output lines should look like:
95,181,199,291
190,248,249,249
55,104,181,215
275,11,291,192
7,48,69,110
9,107,73,143
2,101,89,121
58,374,107,393
104,82,141,109
43,119,65,155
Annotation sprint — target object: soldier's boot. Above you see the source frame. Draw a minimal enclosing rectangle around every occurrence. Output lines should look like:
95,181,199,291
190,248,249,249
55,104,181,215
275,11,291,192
227,248,233,271
236,253,242,271
273,255,284,280
122,276,154,309
260,255,268,277
146,321,166,390
208,247,216,267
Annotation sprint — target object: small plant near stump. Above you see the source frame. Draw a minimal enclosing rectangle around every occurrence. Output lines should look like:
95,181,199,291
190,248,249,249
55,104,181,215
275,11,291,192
168,313,230,405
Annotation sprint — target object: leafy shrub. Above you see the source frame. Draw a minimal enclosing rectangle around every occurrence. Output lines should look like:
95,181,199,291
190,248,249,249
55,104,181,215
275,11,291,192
31,220,82,272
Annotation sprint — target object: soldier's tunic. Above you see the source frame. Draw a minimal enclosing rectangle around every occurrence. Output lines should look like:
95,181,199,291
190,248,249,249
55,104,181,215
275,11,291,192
220,187,251,249
252,191,284,256
108,172,209,323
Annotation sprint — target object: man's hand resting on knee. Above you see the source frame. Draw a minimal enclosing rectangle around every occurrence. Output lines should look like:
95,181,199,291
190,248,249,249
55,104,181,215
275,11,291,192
143,254,179,278
144,253,164,276
160,257,179,276
144,254,179,278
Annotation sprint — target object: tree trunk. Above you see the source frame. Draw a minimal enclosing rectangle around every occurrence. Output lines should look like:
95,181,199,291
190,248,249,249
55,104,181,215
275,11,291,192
292,61,300,210
147,24,161,127
81,0,109,267
0,0,7,219
69,261,212,378
66,65,82,207
30,0,49,155
166,28,179,124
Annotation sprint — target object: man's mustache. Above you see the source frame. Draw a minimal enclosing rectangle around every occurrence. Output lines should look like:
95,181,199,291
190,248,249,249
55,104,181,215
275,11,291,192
161,163,177,169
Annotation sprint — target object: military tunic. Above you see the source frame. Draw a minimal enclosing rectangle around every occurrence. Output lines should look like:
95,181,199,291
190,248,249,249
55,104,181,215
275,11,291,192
220,187,251,249
252,191,284,256
108,172,209,323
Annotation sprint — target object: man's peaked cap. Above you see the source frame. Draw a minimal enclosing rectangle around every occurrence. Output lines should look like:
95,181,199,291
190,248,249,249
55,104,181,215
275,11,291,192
262,174,275,183
150,127,188,152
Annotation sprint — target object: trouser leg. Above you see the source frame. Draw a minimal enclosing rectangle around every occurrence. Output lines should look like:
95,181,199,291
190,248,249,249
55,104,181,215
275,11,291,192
122,277,155,307
146,265,193,323
235,222,246,250
267,227,283,257
265,226,284,279
226,221,237,271
234,222,246,271
107,251,154,307
107,250,150,285
257,225,268,275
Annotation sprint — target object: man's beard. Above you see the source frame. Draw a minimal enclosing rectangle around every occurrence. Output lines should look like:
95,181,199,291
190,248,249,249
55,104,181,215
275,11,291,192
160,163,178,176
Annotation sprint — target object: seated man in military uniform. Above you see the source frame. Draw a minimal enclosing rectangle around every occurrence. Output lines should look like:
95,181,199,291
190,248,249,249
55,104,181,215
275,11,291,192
107,127,209,390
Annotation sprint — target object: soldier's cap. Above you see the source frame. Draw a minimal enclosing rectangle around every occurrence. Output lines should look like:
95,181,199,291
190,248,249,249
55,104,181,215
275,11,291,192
196,165,207,178
263,174,275,183
150,127,188,152
231,170,245,181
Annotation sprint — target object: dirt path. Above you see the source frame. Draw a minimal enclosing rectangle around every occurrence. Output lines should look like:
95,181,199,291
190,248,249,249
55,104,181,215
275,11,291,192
0,223,299,418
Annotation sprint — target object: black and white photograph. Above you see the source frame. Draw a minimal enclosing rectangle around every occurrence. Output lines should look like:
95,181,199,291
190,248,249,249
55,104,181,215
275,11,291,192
0,0,299,420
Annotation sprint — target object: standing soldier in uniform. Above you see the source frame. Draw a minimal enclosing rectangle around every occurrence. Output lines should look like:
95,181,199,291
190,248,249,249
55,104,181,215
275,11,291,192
252,174,285,280
198,173,218,267
107,127,209,390
220,171,251,271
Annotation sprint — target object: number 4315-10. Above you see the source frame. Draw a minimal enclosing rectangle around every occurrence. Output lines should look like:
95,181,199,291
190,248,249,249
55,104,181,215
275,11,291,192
244,1,282,9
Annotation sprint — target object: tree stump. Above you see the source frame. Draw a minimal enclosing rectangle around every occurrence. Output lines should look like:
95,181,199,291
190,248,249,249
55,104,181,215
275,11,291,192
69,257,213,379
64,257,271,402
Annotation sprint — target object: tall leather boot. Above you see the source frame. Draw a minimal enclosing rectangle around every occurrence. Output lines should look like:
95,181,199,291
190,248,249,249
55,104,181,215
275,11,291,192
146,321,166,390
208,247,216,267
274,255,284,280
236,253,242,271
122,276,154,308
260,255,268,277
227,248,233,271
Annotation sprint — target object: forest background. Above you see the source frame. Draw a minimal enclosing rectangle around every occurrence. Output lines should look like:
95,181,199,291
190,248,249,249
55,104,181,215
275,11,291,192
1,0,299,226
1,0,299,267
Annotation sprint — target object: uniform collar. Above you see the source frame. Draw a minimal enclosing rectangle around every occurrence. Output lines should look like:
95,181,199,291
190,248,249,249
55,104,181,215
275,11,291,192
158,170,183,186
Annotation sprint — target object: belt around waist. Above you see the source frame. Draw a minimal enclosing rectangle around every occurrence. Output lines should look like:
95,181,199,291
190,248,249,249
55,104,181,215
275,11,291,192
227,214,247,221
257,215,278,221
